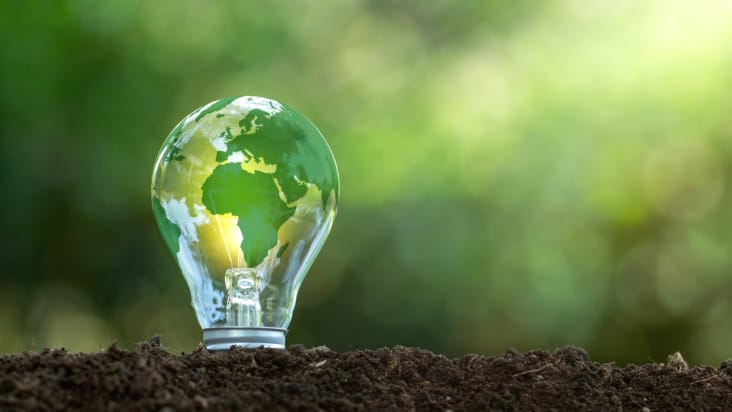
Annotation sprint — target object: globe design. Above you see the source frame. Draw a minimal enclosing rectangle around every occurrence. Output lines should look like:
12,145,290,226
151,96,339,329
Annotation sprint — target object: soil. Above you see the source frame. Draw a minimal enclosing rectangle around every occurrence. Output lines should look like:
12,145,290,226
1,337,731,411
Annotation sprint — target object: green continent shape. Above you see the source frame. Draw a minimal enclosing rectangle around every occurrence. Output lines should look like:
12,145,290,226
165,146,185,163
217,108,339,208
195,97,237,122
152,196,182,256
201,163,296,267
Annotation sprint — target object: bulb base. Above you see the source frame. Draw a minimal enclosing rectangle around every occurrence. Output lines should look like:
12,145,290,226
203,327,286,351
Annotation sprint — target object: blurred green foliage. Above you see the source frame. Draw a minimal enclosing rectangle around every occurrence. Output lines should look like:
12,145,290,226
2,0,732,365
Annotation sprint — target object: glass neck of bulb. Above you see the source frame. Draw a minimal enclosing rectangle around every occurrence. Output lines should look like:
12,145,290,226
225,268,262,327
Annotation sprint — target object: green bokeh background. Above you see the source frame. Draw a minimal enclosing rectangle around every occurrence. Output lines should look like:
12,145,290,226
2,1,732,365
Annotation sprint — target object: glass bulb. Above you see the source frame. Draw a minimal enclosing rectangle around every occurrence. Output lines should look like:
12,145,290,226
151,96,339,350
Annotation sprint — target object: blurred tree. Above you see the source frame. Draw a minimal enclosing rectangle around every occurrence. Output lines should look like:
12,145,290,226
1,0,732,365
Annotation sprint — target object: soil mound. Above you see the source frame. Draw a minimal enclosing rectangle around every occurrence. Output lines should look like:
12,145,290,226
1,337,731,411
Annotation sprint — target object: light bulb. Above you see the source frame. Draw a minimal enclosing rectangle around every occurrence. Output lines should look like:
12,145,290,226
151,96,339,350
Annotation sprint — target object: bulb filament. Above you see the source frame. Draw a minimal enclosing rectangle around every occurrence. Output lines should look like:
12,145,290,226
225,268,262,327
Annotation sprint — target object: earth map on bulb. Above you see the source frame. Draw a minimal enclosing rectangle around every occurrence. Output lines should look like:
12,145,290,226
152,96,339,271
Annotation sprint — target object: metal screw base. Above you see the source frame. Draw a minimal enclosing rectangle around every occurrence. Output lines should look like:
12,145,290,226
203,327,286,351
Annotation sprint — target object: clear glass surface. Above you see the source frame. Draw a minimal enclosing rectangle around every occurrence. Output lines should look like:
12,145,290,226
151,96,339,330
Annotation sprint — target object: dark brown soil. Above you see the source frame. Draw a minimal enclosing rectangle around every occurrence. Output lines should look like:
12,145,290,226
1,337,731,411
